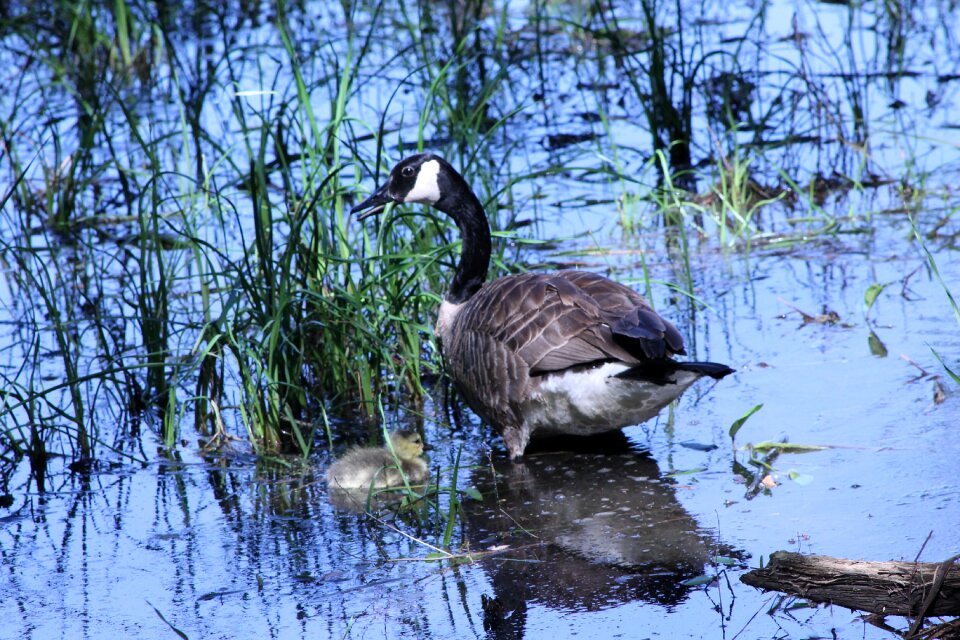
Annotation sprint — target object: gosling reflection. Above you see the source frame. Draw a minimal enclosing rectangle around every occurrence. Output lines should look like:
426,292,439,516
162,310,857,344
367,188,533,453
466,432,736,632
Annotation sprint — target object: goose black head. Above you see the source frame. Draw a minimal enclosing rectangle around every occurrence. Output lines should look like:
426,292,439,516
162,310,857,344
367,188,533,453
351,153,458,219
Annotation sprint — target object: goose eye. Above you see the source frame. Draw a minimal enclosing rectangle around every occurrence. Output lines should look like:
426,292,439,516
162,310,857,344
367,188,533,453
401,166,415,178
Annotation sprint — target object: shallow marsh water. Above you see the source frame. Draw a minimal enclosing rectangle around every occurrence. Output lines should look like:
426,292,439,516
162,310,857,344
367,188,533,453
2,1,960,639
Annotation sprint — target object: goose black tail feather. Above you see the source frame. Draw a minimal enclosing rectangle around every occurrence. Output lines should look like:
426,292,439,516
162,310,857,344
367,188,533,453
675,361,736,380
615,360,735,385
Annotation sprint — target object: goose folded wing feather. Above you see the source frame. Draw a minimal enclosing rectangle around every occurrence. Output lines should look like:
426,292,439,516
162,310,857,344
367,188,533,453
611,307,682,359
497,276,639,374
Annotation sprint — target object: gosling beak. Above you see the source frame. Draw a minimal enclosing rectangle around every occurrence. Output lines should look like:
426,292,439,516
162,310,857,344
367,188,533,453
350,183,393,221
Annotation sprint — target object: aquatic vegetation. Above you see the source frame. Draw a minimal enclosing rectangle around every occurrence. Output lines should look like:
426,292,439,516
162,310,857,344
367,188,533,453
0,1,959,638
0,0,953,473
0,0,954,532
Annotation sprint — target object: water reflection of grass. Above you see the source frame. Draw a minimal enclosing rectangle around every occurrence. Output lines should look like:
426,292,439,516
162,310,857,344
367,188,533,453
0,2,957,522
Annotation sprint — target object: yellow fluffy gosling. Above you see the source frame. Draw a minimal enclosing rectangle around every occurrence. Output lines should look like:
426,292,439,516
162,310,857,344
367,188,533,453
326,430,428,490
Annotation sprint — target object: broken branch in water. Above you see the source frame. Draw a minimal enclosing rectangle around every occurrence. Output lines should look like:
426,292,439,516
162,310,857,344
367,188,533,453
741,551,960,619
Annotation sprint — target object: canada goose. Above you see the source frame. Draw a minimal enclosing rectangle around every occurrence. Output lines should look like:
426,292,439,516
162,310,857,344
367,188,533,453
352,153,734,459
326,429,429,490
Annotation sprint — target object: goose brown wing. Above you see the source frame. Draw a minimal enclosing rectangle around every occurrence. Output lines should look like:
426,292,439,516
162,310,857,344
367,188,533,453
557,270,686,359
449,271,685,376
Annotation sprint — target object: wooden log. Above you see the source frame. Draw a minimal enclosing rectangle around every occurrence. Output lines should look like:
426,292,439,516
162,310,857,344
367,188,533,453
740,551,960,617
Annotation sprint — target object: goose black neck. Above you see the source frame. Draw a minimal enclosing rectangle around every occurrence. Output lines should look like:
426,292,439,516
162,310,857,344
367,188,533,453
434,173,491,305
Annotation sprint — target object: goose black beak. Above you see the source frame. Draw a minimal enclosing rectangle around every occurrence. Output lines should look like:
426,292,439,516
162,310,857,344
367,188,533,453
351,184,393,221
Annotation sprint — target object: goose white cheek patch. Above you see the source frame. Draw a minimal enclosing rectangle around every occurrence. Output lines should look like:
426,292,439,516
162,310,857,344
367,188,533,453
403,159,442,204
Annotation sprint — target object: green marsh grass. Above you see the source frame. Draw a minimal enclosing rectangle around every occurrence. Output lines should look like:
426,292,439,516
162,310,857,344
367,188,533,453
0,2,461,474
911,210,960,384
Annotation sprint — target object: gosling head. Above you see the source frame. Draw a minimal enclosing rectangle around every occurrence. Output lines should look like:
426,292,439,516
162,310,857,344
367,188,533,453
351,153,459,217
389,429,425,461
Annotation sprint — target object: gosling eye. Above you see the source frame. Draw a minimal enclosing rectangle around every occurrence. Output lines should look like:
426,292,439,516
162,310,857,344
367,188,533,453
401,165,415,178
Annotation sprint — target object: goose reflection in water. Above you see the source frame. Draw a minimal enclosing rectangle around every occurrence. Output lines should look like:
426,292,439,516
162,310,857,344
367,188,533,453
464,432,743,636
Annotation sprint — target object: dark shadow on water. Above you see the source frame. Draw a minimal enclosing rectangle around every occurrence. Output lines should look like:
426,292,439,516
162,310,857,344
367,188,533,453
465,432,743,636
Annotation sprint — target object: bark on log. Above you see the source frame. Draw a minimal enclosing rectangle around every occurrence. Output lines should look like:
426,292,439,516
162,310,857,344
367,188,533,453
741,551,960,617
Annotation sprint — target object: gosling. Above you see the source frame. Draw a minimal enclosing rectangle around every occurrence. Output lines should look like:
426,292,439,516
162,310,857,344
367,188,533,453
326,430,429,490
